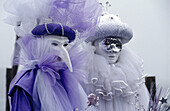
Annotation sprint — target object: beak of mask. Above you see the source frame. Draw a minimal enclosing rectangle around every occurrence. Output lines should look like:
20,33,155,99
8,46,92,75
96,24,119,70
45,35,73,72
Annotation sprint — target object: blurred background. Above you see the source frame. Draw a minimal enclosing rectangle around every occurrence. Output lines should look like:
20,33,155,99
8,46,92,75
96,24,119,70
0,0,170,110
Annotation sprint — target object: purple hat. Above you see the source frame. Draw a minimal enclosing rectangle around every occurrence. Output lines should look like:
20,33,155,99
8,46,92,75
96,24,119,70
32,23,75,43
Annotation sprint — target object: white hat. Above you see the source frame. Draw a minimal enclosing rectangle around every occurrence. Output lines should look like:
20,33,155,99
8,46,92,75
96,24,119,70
86,13,133,44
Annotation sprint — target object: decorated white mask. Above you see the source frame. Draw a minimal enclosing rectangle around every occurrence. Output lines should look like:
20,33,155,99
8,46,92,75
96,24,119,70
94,37,122,64
45,35,73,72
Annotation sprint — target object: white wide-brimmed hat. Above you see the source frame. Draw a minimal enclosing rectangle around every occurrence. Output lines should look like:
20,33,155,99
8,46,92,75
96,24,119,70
86,13,133,44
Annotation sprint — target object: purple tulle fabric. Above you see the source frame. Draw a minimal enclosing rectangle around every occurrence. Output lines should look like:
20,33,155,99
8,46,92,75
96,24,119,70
45,0,102,39
4,0,102,38
8,36,89,111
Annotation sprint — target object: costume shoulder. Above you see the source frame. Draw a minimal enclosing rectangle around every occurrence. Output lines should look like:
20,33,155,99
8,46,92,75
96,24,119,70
10,86,33,111
118,47,144,77
8,68,38,111
119,47,143,66
9,69,38,97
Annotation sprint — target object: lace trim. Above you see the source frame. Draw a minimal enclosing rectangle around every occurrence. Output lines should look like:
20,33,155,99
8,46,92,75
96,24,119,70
88,74,147,101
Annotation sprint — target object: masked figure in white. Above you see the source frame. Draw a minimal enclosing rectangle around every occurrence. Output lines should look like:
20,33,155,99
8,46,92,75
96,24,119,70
84,13,150,111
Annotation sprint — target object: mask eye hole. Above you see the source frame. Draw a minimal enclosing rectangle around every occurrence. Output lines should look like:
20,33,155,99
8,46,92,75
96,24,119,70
104,39,110,45
116,44,121,48
63,43,68,47
51,43,58,46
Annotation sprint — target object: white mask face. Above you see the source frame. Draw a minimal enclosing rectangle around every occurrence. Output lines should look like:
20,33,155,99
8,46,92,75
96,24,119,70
94,38,122,64
44,35,73,72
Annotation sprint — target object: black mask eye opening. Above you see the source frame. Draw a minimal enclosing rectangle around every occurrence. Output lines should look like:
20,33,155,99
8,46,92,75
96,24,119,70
63,43,68,47
51,43,58,46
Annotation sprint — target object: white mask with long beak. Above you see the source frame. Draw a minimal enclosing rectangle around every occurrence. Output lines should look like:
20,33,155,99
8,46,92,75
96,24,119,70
44,35,73,72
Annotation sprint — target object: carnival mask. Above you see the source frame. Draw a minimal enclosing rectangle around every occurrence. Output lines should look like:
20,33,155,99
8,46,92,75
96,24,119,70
94,37,122,64
45,35,73,72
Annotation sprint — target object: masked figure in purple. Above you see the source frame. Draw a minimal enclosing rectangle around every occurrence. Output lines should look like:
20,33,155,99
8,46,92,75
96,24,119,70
5,0,102,110
8,23,89,111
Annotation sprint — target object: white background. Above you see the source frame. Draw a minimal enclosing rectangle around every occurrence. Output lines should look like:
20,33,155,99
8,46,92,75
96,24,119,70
0,0,16,110
0,0,170,110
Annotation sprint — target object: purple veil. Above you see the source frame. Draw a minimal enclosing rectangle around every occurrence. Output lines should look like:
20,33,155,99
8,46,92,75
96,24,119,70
4,0,102,39
49,0,102,39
